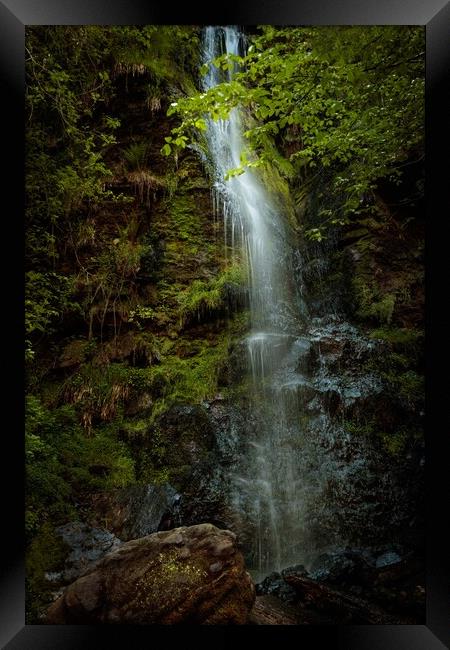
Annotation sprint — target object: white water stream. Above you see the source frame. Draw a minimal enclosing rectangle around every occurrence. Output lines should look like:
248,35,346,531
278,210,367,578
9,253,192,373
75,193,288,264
202,26,307,579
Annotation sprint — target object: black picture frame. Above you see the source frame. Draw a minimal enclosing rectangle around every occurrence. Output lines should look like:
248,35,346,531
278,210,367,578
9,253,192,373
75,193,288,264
2,0,449,647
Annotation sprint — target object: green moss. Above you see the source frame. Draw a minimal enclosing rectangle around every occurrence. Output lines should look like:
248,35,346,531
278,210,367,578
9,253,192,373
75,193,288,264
363,326,424,411
343,418,377,437
26,398,80,532
167,194,203,240
130,424,171,484
371,293,396,324
119,323,241,430
148,334,231,408
26,522,69,623
177,263,246,326
113,26,201,94
393,370,424,408
354,276,396,324
378,429,408,456
258,160,297,231
121,418,148,438
137,457,170,485
178,280,222,323
26,392,136,545
80,427,136,488
344,416,422,458
378,426,422,457
153,190,218,282
119,318,249,485
176,154,210,191
369,326,423,346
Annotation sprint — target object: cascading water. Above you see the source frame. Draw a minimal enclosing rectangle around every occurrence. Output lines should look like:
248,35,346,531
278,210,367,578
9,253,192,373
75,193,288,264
202,26,308,579
199,25,420,585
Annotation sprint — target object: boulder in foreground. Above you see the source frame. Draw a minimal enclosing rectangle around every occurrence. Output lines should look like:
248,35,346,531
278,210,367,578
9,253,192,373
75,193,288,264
45,523,254,624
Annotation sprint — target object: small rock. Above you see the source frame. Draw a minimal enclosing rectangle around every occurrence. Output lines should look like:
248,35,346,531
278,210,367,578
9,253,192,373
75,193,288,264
45,571,63,583
58,340,89,368
50,588,65,601
281,564,309,579
256,572,298,603
309,549,373,586
375,551,402,569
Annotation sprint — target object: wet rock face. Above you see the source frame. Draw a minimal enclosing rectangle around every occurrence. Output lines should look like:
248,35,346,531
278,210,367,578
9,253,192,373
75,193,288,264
45,524,255,625
270,317,422,554
155,405,217,485
90,484,180,541
176,399,249,532
87,400,249,550
160,316,423,576
53,523,123,584
219,340,249,386
304,318,385,418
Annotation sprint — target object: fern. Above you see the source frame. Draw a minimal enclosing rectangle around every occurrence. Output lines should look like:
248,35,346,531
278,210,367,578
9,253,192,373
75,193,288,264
123,141,149,171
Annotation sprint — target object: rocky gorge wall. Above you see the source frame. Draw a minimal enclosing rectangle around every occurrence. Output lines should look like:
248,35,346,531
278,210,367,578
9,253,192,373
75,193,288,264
25,26,424,624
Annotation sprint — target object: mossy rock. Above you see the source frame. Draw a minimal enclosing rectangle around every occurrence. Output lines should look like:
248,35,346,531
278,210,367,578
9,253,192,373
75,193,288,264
45,524,255,624
155,404,216,475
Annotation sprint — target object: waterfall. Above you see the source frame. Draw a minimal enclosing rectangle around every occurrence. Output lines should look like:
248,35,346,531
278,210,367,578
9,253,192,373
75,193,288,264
202,26,307,580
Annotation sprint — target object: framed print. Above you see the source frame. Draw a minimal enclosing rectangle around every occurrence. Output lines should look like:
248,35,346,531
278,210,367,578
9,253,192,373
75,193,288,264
1,0,449,647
